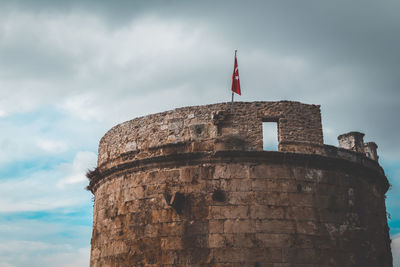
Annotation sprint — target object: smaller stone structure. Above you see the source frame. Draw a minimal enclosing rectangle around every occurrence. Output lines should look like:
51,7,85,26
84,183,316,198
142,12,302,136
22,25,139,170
364,142,379,161
337,131,365,153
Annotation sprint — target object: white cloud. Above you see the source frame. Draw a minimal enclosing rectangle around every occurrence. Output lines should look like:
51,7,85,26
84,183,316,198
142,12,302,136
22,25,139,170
57,151,97,189
61,93,102,121
392,234,400,266
35,138,67,153
0,240,89,267
0,151,96,212
41,246,90,267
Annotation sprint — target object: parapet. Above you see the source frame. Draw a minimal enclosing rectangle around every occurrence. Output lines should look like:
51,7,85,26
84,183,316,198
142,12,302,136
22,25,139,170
93,101,384,178
96,101,324,169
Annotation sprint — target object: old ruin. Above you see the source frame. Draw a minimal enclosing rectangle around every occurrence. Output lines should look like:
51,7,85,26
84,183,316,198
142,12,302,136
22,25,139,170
87,101,392,266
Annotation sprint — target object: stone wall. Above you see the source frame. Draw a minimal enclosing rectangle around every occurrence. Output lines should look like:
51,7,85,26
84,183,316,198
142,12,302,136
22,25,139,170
89,151,391,266
88,101,392,266
97,101,323,169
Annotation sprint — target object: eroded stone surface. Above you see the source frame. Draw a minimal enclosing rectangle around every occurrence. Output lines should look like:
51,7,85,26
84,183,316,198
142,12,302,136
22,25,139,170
97,101,324,169
88,101,392,266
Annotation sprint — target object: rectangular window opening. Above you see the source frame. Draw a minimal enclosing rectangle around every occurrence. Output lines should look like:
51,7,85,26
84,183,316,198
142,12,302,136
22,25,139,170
262,122,278,151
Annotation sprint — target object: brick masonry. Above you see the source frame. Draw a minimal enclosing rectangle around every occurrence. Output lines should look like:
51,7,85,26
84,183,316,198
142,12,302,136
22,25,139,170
87,101,392,266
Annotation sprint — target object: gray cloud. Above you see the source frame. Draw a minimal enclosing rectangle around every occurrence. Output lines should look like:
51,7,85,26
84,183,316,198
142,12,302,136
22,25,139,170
0,2,399,265
0,0,399,159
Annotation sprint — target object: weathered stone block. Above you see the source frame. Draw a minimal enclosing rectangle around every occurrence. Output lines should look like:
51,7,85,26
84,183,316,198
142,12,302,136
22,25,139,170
209,220,224,234
210,205,248,219
249,164,292,179
250,205,285,219
255,219,295,234
288,192,314,207
161,237,184,250
220,178,251,192
208,233,225,248
255,233,291,248
214,164,249,179
224,219,255,234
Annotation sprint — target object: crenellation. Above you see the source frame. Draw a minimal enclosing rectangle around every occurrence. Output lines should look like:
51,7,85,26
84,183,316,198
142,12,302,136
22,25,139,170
364,141,379,161
337,131,365,153
88,101,392,266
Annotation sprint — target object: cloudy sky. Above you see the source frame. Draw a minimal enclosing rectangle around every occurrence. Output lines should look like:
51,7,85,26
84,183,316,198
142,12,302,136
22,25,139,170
0,1,399,266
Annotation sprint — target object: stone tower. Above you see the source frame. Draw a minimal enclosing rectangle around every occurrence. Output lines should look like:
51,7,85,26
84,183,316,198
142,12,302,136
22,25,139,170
87,101,392,266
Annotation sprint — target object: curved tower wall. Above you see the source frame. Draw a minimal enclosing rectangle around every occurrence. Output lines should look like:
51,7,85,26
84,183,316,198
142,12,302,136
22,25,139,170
95,101,323,170
88,101,392,266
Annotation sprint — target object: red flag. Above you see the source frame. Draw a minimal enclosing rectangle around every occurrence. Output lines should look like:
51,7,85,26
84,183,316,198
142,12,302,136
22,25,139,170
231,52,241,95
